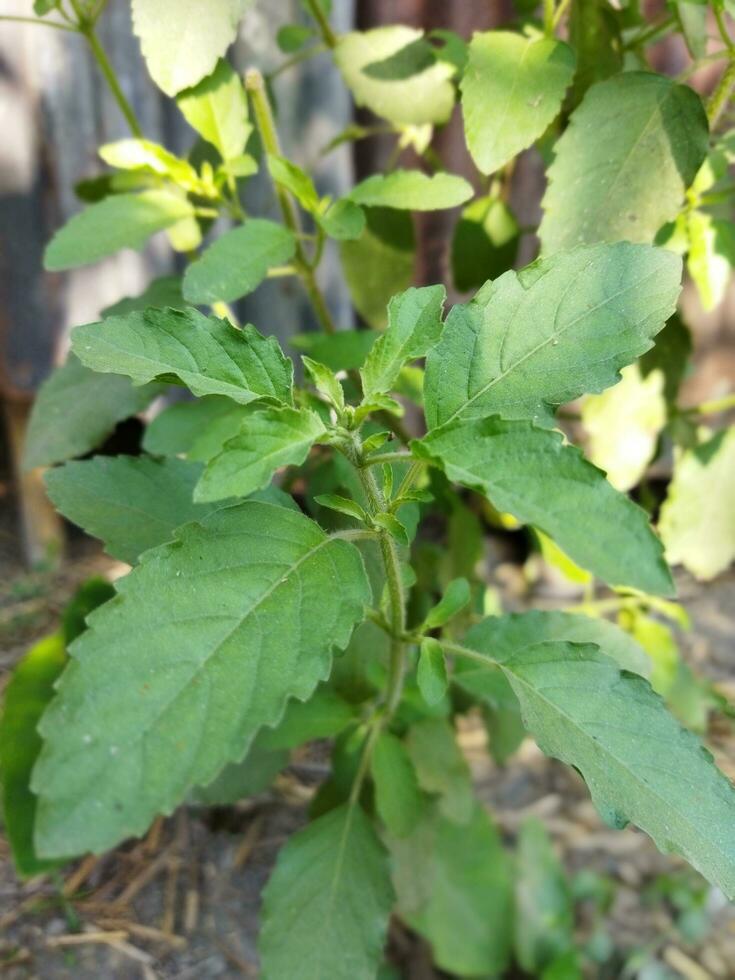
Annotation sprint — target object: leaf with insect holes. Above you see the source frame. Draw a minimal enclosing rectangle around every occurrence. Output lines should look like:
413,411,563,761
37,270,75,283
32,501,370,857
72,307,293,407
349,170,473,211
461,32,575,176
23,355,161,471
183,220,297,304
360,285,445,400
424,242,682,430
414,417,674,596
132,0,254,95
195,407,326,502
259,804,394,980
177,59,251,161
540,72,708,253
44,191,194,270
460,630,735,900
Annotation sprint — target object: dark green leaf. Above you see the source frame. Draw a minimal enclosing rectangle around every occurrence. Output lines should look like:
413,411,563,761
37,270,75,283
259,688,356,750
290,330,377,372
405,718,474,824
190,732,288,805
417,638,448,706
101,276,185,317
422,578,471,631
371,732,426,836
363,38,437,80
451,196,520,293
143,396,251,460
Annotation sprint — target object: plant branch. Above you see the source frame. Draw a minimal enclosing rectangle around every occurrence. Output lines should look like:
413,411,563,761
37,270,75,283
360,451,414,468
304,0,337,49
0,14,76,31
552,0,573,29
707,57,735,129
82,26,143,137
713,6,735,51
543,0,555,36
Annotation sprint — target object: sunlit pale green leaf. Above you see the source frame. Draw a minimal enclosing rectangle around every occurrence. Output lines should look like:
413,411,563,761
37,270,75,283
349,170,472,211
687,211,735,312
195,406,326,502
461,31,575,175
33,501,370,856
540,73,708,253
582,364,667,491
177,59,251,161
44,456,224,564
23,355,160,471
660,427,735,581
44,191,194,270
72,307,293,406
424,242,681,429
259,804,394,979
99,139,199,187
132,0,254,95
183,220,296,304
415,417,674,595
334,27,455,126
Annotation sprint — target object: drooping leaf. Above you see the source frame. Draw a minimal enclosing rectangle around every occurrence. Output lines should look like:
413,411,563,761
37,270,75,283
461,632,735,900
461,31,575,175
360,285,445,400
340,208,416,329
659,427,735,581
349,170,473,211
23,355,160,471
177,59,251,161
424,242,681,429
32,501,370,856
71,307,293,406
515,818,574,973
540,72,708,253
259,804,394,979
0,635,67,877
132,0,253,95
451,196,520,293
582,363,667,491
183,220,297,304
415,417,674,595
44,191,194,270
195,406,326,502
143,396,251,460
44,456,224,564
417,638,448,707
334,27,455,126
371,732,426,837
405,718,474,824
102,276,185,317
389,803,513,977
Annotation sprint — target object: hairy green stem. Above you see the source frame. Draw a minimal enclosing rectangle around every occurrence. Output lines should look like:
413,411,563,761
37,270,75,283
304,0,337,49
707,58,735,129
359,450,414,468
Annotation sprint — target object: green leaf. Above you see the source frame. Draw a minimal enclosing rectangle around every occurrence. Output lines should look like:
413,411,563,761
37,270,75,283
102,276,185,317
461,31,575,175
334,27,456,126
360,285,445,399
61,578,117,645
660,427,735,581
640,313,692,405
540,73,709,253
44,191,194,270
372,512,410,545
515,818,574,972
259,804,394,980
132,0,253,96
371,732,426,837
581,363,667,492
314,494,368,523
44,456,224,564
415,417,674,595
422,577,471,631
0,635,67,877
424,242,681,429
417,638,448,706
363,37,437,79
195,406,326,502
405,718,474,824
32,501,370,856
99,139,199,188
190,732,288,805
340,208,416,329
687,211,735,312
183,219,297,304
143,396,250,460
302,356,345,412
72,307,293,406
277,24,314,53
267,154,320,213
259,688,356,750
23,355,160,471
349,170,473,211
456,611,651,681
290,330,377,373
317,198,366,241
389,803,513,977
567,0,622,108
461,632,735,900
451,196,520,293
177,59,251,161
